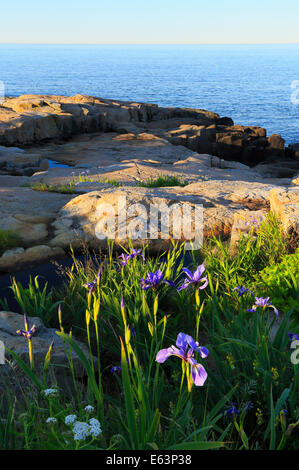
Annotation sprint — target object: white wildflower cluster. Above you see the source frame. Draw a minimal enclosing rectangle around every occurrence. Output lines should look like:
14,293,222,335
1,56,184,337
66,417,102,441
46,417,57,424
89,418,102,438
65,414,77,425
64,411,102,441
42,388,59,398
72,421,91,441
84,405,94,413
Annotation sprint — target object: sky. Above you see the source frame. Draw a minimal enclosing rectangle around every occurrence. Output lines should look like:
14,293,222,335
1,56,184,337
1,0,299,44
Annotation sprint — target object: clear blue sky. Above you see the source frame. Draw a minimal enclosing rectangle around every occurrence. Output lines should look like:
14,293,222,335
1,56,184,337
1,0,299,44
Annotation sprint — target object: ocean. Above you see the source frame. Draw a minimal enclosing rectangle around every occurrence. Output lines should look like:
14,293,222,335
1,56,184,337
0,44,298,144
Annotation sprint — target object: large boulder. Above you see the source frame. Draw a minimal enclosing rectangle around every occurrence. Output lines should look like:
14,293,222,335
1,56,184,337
287,143,299,161
270,188,299,245
0,145,44,176
253,160,299,179
267,134,285,156
158,122,285,166
50,181,280,252
0,94,159,145
0,187,73,246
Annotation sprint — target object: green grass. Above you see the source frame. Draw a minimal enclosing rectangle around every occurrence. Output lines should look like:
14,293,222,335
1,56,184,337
256,249,299,323
137,175,188,188
25,178,123,194
25,182,77,194
25,174,188,194
0,229,21,256
104,179,123,187
1,215,299,450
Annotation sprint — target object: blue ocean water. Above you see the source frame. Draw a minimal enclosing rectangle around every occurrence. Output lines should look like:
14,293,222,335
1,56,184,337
0,44,298,144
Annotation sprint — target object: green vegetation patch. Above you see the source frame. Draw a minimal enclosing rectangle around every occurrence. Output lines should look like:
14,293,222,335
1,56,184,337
25,182,77,194
0,229,21,256
137,175,188,188
1,214,299,450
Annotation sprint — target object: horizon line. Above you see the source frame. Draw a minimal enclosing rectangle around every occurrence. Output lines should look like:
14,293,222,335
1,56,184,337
0,42,299,46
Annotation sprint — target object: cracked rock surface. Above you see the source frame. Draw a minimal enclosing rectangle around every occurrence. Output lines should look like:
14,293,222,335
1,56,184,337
0,94,297,272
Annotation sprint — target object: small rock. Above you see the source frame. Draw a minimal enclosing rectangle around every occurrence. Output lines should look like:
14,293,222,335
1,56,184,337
2,247,25,258
0,245,65,271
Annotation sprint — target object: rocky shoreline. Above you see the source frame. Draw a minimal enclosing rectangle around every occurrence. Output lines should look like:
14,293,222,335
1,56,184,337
0,94,298,273
1,93,299,162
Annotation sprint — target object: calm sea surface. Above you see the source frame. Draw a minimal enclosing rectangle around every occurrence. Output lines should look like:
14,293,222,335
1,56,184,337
0,44,298,144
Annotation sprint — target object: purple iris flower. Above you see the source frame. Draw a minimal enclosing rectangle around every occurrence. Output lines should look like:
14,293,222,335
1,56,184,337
140,270,175,291
247,297,278,317
223,403,239,418
128,249,145,261
288,333,299,342
118,254,130,266
156,332,209,387
83,268,102,294
118,249,145,266
16,314,37,340
111,366,122,374
245,215,263,226
233,286,253,297
178,265,208,291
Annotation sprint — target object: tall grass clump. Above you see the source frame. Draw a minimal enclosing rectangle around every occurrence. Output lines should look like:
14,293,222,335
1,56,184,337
137,175,188,188
1,214,298,450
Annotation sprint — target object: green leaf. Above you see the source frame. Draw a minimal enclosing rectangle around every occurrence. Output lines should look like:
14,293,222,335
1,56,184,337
56,332,102,405
264,387,290,444
120,337,139,450
5,348,43,390
269,388,276,450
167,441,225,450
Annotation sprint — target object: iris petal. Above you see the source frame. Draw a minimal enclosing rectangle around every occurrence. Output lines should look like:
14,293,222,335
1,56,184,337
193,264,205,282
155,347,174,363
198,346,209,358
164,280,175,287
182,268,193,280
156,346,183,363
176,332,188,351
271,305,279,317
199,277,209,290
177,280,190,291
155,270,164,283
185,334,198,350
191,363,208,386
